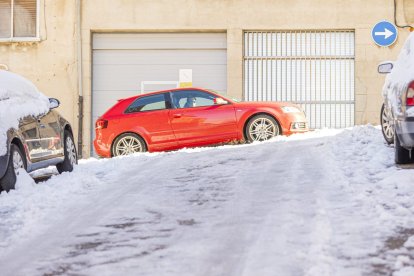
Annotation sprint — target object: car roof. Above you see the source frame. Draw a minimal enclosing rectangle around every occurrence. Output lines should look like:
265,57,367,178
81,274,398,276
119,87,218,102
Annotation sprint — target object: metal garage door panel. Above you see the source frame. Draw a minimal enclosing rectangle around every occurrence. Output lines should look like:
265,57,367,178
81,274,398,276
93,64,226,91
93,49,226,92
93,49,226,65
93,33,227,50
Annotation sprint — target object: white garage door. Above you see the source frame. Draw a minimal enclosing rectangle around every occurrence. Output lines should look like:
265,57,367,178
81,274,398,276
244,30,355,129
92,32,227,139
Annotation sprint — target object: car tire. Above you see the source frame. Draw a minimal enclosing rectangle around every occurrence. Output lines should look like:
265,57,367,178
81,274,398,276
0,144,26,192
57,130,78,173
245,114,280,143
112,133,147,157
381,104,394,145
394,133,412,164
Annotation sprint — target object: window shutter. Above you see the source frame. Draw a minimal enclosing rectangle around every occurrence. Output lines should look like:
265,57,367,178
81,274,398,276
0,0,12,38
13,0,36,37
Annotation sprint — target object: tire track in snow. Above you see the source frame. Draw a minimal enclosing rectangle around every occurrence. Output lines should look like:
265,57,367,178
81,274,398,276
0,155,174,275
188,139,340,276
1,150,248,275
237,141,337,276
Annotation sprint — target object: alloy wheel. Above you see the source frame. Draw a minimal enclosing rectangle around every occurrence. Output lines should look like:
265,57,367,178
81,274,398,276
381,106,394,142
115,136,143,156
248,117,279,141
66,136,77,166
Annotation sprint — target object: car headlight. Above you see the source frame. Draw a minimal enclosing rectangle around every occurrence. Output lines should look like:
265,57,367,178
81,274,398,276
281,106,302,113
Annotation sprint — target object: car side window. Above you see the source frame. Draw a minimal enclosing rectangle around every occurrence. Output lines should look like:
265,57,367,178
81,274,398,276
125,93,168,113
172,90,215,109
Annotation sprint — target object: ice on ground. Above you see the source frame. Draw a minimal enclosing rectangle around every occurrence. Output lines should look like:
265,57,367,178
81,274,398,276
393,267,414,276
0,70,50,156
0,126,413,276
404,236,414,248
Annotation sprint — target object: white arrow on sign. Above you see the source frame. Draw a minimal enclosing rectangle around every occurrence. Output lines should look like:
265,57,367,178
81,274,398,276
374,28,394,39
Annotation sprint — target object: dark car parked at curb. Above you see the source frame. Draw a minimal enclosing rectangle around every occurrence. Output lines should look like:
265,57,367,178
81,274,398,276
0,98,78,192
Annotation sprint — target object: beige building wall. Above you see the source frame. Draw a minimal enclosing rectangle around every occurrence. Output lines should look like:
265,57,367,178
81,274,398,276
0,0,78,139
2,0,414,157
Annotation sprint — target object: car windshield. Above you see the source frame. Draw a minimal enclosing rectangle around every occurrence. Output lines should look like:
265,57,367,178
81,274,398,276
205,89,240,102
205,89,223,95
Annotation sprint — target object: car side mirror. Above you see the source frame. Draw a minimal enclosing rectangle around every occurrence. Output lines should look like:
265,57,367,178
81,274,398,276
378,62,393,74
49,98,60,109
214,97,228,105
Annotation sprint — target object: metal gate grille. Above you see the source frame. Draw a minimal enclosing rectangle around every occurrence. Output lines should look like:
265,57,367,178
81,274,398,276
244,30,355,129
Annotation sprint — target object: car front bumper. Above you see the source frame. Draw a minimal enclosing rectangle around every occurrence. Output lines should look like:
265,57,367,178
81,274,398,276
281,112,309,135
290,122,308,131
395,118,414,148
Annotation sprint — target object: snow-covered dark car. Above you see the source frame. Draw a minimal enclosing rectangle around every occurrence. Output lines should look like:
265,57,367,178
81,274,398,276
379,33,414,164
0,70,78,192
0,98,78,191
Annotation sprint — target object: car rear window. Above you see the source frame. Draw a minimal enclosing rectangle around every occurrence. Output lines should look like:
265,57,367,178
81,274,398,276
125,93,168,113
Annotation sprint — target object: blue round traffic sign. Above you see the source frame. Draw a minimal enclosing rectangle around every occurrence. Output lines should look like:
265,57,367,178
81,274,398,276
371,21,398,47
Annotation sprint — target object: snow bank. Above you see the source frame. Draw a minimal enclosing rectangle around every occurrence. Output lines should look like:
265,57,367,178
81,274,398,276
0,70,50,156
383,33,414,116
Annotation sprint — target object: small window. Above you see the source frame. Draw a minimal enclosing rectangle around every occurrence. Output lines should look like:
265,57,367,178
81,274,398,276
172,90,215,109
125,93,168,113
0,0,38,39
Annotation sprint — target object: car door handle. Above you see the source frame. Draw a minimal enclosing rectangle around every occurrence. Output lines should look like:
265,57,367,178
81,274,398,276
173,114,182,118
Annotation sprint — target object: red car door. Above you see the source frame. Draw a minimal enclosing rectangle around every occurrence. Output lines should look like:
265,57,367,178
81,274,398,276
119,93,178,151
169,89,238,147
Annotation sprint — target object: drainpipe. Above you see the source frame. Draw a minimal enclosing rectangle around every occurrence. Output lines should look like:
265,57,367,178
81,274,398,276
76,0,83,158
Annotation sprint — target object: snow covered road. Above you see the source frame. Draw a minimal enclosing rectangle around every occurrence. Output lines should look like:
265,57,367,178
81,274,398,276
1,126,414,276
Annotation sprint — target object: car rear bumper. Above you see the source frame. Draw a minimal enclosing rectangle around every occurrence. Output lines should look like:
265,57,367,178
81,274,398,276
395,118,414,148
93,138,111,158
0,154,9,179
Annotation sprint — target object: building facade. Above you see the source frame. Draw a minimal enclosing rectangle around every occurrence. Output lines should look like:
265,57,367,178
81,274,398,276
1,0,413,157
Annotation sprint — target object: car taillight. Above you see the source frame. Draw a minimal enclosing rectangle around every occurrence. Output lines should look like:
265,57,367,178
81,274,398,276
95,119,108,129
407,81,414,106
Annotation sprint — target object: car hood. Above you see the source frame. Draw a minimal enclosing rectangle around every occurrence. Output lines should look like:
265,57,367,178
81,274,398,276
233,101,300,109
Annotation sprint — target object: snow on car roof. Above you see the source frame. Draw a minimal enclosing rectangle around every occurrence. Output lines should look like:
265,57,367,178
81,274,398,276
0,70,50,156
385,32,414,88
383,32,414,116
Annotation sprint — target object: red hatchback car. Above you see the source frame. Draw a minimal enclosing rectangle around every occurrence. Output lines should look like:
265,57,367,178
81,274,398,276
94,88,308,157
